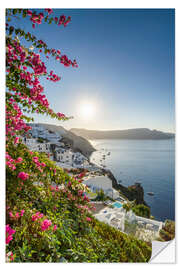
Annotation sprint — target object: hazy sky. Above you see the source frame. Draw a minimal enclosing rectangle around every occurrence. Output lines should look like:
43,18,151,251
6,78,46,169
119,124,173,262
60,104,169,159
12,9,175,132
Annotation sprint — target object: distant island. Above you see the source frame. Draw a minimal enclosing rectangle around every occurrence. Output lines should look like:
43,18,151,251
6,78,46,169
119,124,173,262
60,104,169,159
70,128,175,140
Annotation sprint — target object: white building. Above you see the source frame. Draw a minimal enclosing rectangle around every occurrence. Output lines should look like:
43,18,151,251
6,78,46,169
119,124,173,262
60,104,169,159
55,148,74,164
125,210,136,223
38,130,60,143
23,137,51,153
133,215,164,236
73,152,89,167
54,148,89,168
74,152,86,162
29,124,61,143
83,176,119,199
36,142,51,153
94,205,163,240
94,207,126,232
29,124,45,138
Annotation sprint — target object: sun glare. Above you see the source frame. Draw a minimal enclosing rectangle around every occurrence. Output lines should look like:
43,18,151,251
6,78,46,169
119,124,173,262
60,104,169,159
79,102,95,119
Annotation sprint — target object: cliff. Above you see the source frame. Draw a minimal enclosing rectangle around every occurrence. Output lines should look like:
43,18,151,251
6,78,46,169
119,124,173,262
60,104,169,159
36,123,96,158
103,169,148,206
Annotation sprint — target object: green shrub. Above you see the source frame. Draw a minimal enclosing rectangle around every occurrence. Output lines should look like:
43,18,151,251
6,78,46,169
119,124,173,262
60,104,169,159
37,137,45,143
95,189,107,201
124,220,137,236
132,204,151,218
159,220,175,241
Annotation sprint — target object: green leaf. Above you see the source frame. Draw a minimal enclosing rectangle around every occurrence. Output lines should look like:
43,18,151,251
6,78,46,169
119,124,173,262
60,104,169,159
13,9,17,15
23,10,27,18
48,18,53,24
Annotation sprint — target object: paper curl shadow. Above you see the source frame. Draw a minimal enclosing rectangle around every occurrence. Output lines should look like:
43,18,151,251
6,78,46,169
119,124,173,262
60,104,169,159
150,239,175,263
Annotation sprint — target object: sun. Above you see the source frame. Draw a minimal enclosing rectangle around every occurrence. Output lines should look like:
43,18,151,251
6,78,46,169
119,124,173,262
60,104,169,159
79,102,95,119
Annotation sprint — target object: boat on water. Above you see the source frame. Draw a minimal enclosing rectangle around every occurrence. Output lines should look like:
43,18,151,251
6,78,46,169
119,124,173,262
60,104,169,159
147,192,154,196
147,184,154,196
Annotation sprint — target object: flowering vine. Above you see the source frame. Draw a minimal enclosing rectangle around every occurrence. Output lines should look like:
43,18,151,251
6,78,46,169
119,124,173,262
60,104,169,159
5,9,96,262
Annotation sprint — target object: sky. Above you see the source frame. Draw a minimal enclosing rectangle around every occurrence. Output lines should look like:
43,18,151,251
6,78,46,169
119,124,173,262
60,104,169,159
10,9,175,132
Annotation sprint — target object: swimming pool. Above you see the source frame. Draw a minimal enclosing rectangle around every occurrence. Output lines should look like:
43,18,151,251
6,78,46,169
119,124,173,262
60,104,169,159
113,202,122,208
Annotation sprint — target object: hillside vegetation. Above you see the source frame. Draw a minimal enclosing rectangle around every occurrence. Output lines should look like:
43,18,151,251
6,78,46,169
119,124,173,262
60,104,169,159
159,220,175,241
6,142,151,262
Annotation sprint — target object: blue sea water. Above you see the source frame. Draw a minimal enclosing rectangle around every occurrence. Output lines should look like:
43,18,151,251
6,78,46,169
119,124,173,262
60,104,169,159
90,139,175,222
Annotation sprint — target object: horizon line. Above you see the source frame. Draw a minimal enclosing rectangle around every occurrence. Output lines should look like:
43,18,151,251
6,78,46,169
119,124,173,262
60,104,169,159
29,122,175,134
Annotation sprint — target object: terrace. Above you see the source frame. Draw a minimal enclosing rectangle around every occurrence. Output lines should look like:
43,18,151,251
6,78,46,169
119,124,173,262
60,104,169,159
94,202,164,242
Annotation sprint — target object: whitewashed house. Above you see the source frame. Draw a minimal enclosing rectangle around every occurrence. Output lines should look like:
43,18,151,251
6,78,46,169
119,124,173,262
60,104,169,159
55,148,74,164
36,142,51,153
83,176,119,199
38,130,61,143
30,124,45,138
110,211,126,231
95,207,126,232
73,152,88,167
23,138,38,151
28,124,61,144
23,137,51,153
134,215,163,236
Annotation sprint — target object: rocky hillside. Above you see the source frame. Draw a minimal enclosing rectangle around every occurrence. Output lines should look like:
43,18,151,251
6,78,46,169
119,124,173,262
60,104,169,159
104,169,148,206
36,123,96,158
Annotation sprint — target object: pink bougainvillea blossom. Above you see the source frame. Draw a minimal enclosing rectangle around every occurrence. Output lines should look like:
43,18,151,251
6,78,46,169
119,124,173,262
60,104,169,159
45,8,53,15
53,225,57,231
41,219,52,231
32,212,44,221
20,209,25,216
15,212,20,218
57,112,65,118
16,157,23,163
9,211,14,218
6,225,16,244
14,137,19,144
17,172,29,181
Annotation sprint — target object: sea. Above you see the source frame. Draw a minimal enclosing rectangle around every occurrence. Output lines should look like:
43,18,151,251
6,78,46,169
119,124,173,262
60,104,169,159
90,139,175,222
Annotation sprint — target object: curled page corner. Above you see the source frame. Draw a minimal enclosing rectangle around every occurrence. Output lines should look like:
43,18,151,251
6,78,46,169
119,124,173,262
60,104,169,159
150,239,175,263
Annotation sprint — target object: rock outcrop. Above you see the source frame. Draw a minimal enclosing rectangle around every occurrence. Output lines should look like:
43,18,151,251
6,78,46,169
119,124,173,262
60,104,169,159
103,169,148,206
